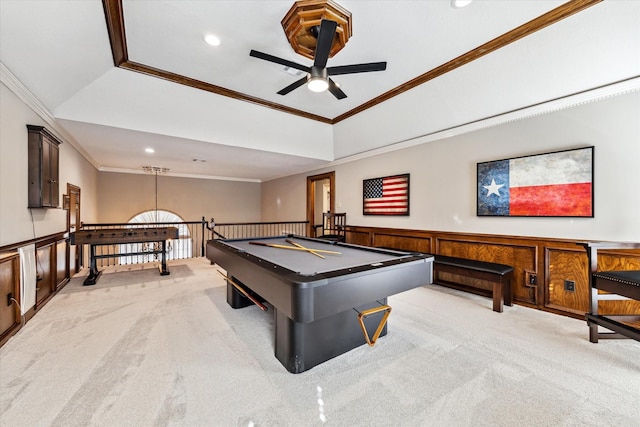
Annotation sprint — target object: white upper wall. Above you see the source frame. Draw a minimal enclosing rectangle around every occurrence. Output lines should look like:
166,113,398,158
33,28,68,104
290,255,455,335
0,82,98,246
263,90,640,242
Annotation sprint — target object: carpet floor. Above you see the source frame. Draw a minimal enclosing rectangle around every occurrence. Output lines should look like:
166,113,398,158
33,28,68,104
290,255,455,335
1,257,639,426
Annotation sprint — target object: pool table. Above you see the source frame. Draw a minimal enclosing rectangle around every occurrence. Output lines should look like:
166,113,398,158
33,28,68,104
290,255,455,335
206,235,433,373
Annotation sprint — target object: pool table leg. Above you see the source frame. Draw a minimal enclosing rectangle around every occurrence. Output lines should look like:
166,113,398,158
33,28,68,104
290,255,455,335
226,276,265,309
274,299,389,374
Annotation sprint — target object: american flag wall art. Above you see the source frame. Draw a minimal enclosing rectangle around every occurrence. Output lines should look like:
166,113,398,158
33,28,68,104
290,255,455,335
363,174,410,216
477,147,593,217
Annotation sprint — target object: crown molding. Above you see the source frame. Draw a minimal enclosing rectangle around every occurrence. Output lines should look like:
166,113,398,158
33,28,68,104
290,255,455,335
98,166,261,183
0,62,100,169
327,76,640,167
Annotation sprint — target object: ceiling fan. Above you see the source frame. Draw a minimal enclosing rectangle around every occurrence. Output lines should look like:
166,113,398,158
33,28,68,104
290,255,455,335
250,19,386,100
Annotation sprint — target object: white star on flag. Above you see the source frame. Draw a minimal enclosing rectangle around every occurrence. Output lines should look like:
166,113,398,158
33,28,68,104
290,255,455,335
483,179,504,197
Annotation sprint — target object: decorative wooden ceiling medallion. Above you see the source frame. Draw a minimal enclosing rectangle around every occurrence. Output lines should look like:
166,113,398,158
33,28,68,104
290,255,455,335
281,0,352,60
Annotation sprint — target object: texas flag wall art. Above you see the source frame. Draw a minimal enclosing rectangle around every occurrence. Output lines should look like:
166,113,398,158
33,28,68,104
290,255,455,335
477,147,594,217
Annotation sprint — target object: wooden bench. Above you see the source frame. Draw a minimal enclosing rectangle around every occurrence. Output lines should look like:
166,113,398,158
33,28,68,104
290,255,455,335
433,255,514,313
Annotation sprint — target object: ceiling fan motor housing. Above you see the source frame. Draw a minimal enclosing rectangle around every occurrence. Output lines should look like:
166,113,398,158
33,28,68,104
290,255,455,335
310,66,328,80
250,2,386,99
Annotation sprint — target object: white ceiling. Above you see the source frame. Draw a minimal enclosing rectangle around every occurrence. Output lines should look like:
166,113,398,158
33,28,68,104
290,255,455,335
1,0,639,181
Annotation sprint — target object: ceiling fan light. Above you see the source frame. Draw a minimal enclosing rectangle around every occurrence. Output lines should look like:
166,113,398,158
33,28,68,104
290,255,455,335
307,76,329,92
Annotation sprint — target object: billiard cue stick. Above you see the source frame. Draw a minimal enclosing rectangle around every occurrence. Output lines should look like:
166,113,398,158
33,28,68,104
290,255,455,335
285,238,325,259
216,270,268,311
248,241,341,254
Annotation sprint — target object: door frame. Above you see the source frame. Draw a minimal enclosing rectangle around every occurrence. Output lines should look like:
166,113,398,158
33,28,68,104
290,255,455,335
306,171,335,237
66,183,81,273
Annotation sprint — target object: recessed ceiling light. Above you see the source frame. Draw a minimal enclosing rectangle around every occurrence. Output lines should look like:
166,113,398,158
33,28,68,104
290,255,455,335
145,147,155,153
451,0,473,8
204,34,221,46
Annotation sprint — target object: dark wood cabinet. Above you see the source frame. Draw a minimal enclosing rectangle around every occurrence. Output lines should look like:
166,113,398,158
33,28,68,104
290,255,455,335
27,125,62,208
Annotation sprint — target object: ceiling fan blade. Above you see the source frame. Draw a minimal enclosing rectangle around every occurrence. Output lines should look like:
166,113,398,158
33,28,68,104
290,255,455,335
328,62,387,75
313,20,337,69
250,50,310,73
327,78,347,100
277,77,308,95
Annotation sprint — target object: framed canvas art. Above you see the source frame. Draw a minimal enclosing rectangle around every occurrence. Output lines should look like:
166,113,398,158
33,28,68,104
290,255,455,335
363,174,409,216
477,147,594,217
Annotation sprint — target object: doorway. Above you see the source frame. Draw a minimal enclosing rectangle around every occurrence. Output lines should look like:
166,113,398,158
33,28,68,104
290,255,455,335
66,184,81,273
306,171,335,237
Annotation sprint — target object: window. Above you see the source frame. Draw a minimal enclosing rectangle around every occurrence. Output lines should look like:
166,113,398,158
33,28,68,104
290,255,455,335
119,210,192,265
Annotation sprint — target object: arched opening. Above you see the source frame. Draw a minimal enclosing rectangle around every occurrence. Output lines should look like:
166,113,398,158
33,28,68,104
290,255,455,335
119,210,192,265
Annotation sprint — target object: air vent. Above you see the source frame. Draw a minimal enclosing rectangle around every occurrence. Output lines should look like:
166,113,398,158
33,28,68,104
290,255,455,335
142,166,170,174
282,66,304,76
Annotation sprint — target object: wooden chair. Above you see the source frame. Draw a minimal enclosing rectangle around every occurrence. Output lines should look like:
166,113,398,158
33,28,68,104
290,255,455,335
581,242,640,343
314,212,346,242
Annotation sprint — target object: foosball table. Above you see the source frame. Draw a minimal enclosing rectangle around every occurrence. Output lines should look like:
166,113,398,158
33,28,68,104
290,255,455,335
70,227,179,285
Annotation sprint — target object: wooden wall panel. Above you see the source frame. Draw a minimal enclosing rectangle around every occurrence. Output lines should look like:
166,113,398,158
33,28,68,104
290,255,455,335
546,247,588,314
436,238,538,305
0,232,70,348
346,230,370,247
344,225,640,319
435,272,493,293
437,239,513,260
56,240,68,290
512,245,538,305
372,233,432,253
0,253,20,343
35,243,54,306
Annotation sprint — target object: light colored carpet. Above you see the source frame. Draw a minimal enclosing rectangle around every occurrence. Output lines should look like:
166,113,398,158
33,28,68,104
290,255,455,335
1,257,639,426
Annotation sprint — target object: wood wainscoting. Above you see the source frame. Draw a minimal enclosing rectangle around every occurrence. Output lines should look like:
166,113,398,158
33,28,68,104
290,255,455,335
34,233,70,309
0,231,70,347
345,226,640,319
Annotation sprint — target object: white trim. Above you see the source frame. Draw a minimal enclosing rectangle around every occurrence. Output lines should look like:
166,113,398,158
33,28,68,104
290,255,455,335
329,77,640,167
0,62,100,169
98,166,261,183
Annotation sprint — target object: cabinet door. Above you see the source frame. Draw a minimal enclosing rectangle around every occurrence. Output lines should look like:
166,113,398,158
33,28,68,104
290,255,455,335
49,136,60,208
41,136,52,206
46,135,59,207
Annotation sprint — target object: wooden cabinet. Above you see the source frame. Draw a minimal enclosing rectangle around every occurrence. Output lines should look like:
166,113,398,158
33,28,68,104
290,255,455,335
27,125,62,208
